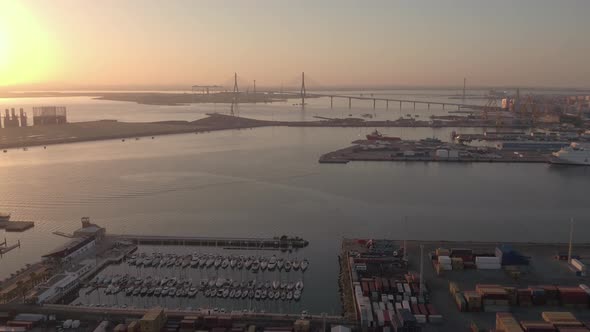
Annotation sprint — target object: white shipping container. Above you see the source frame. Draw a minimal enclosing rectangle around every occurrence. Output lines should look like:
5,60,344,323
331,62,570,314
403,283,411,294
396,283,404,294
395,302,402,311
379,302,386,310
438,255,452,263
402,300,410,309
579,284,589,291
572,259,586,271
387,294,394,301
410,296,417,304
386,302,394,310
376,310,384,327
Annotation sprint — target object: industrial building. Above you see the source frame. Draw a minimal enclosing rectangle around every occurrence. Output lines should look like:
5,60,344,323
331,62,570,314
32,106,67,125
1,108,26,128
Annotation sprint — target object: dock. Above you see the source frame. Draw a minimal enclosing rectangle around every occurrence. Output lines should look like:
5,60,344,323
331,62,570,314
110,234,309,250
0,220,35,232
319,139,551,164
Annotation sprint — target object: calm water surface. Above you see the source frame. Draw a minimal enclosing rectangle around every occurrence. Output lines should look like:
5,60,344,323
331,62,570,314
0,91,589,313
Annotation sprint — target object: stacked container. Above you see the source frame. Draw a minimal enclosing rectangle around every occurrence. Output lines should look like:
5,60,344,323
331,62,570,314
542,312,583,328
557,287,589,308
519,321,556,331
496,313,524,332
475,256,502,270
438,256,452,270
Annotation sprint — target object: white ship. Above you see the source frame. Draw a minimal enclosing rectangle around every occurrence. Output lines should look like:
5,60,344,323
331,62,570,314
551,143,590,165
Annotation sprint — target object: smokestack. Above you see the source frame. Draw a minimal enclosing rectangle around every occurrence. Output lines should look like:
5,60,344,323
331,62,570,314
10,108,15,119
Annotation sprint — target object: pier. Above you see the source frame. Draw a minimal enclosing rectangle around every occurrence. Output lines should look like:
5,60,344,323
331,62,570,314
0,239,21,257
111,234,309,250
319,139,551,164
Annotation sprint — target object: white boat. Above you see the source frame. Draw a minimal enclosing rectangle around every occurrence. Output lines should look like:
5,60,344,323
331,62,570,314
276,258,284,270
251,260,260,271
292,260,300,270
214,257,222,268
294,289,301,301
244,258,253,269
287,282,294,291
552,143,590,165
284,261,292,272
295,281,304,291
254,289,261,300
215,278,225,288
301,259,309,271
206,257,215,268
260,259,268,270
268,256,277,270
287,291,293,300
221,258,229,269
230,258,237,269
272,280,280,289
223,288,230,298
235,289,242,298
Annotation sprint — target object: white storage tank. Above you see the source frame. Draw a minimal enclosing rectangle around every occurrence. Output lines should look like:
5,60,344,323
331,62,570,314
435,149,449,159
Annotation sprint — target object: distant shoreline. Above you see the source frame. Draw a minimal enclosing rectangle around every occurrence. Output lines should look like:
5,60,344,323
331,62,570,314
0,91,309,106
0,113,529,151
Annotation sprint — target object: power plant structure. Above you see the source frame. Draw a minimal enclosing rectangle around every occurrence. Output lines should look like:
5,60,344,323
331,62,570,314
1,108,27,128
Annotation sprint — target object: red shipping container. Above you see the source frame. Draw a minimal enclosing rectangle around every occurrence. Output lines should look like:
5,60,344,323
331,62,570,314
368,281,375,293
383,310,391,323
411,303,420,315
375,278,383,292
361,281,369,295
418,304,428,316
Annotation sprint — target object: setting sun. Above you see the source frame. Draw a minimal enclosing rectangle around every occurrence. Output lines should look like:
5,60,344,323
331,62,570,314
0,1,55,86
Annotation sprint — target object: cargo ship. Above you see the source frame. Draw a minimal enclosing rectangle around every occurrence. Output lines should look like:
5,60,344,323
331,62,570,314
551,143,590,165
366,130,401,142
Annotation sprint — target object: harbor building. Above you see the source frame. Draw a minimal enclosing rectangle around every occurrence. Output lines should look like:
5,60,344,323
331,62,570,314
32,106,67,125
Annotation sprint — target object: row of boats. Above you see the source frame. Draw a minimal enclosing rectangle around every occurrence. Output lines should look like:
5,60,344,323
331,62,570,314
126,252,309,272
94,274,304,302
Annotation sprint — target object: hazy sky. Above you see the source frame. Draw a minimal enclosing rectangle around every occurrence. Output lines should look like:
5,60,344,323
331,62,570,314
1,0,589,89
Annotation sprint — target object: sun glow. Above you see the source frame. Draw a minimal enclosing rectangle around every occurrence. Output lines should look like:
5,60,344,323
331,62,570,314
0,1,56,86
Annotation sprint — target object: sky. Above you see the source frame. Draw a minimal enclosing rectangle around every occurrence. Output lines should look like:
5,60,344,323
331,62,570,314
0,0,589,90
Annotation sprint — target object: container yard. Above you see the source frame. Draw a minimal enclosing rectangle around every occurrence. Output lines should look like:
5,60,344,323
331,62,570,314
340,238,590,331
6,218,590,331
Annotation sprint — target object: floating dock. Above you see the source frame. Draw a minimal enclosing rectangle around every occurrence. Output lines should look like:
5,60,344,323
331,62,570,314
0,220,35,232
111,234,309,250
